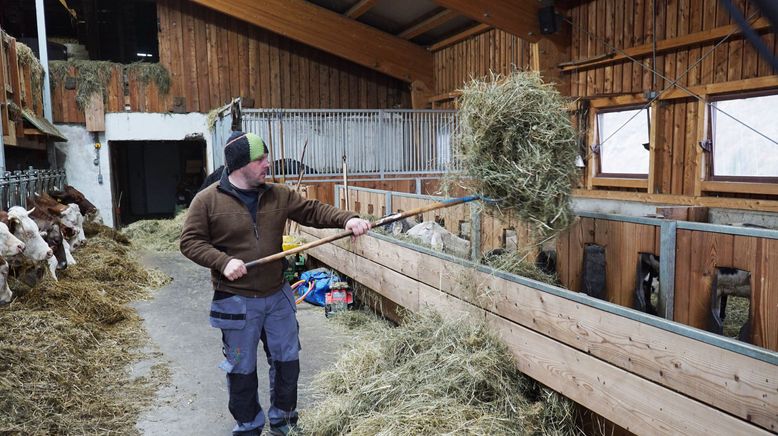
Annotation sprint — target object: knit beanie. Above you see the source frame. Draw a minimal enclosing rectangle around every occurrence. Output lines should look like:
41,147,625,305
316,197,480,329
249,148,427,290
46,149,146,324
224,131,268,174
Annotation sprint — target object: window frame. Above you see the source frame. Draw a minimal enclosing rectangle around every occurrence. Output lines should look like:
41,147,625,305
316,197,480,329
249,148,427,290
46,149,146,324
592,104,651,180
707,90,778,184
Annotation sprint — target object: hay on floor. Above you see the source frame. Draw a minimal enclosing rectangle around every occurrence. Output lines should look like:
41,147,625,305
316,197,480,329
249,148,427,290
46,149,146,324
0,234,171,434
447,71,579,242
300,309,585,436
123,209,188,252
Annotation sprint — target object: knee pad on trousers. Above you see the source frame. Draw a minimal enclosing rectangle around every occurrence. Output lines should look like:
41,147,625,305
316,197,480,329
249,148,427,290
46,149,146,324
273,360,299,412
228,369,261,423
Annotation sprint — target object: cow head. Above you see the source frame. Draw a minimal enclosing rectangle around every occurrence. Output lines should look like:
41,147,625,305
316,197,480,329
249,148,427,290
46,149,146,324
58,204,87,248
0,222,25,257
8,206,54,262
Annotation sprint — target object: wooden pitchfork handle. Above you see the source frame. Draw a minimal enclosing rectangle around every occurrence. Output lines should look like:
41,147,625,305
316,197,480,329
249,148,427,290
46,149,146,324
244,195,483,269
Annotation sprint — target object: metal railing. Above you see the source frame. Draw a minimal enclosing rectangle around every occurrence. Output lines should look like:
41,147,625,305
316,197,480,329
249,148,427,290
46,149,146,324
0,168,67,209
240,109,459,177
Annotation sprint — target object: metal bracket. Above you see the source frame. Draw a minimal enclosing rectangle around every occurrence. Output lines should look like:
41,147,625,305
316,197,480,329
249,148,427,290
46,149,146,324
699,139,712,152
590,143,601,155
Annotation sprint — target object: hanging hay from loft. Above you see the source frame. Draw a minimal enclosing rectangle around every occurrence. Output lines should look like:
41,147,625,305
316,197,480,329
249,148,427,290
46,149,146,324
49,60,172,110
300,309,586,436
0,234,171,434
123,209,188,252
16,42,45,97
446,71,579,242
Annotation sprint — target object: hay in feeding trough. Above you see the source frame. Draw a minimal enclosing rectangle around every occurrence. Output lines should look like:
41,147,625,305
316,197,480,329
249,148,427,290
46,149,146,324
123,209,188,252
481,249,559,286
447,71,579,241
0,234,171,434
83,221,131,244
300,309,585,435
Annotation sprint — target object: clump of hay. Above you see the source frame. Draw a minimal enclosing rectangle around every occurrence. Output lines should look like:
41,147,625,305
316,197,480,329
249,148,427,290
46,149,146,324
83,221,130,244
16,42,44,97
126,62,171,95
447,72,579,241
123,209,188,252
49,60,117,110
301,309,584,435
0,234,171,434
482,249,559,285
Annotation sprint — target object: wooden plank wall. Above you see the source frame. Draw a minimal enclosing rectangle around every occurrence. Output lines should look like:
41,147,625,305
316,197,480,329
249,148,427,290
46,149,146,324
556,217,661,308
568,0,776,98
156,0,411,113
432,28,532,108
566,0,777,197
675,230,778,351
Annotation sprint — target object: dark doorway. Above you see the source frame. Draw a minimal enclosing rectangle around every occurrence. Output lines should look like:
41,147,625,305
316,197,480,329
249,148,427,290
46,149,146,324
110,139,206,226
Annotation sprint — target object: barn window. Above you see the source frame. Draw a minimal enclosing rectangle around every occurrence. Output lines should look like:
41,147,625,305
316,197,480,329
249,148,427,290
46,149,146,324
596,107,650,176
710,93,778,179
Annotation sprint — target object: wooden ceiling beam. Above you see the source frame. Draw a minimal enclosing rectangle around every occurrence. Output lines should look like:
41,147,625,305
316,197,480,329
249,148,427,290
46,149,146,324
397,9,457,40
345,0,377,19
428,23,491,51
190,0,433,85
432,0,569,46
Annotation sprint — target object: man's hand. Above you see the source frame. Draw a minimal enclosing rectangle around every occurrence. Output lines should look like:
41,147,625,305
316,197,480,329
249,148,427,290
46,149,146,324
223,258,247,281
345,217,371,237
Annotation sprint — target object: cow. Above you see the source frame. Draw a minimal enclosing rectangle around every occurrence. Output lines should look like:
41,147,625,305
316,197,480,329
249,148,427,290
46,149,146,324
0,258,11,304
0,222,26,304
25,196,75,278
6,207,55,280
49,185,103,224
29,193,86,249
406,221,470,259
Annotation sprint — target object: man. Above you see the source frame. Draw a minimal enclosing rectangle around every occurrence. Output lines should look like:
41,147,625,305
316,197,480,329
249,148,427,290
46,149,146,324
180,131,370,436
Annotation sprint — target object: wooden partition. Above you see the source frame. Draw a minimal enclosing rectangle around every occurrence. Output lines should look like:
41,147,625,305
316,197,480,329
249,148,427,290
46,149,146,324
333,185,535,255
675,228,778,351
556,217,661,308
299,225,777,435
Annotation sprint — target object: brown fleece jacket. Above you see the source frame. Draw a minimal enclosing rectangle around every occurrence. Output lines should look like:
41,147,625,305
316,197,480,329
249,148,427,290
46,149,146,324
180,179,357,297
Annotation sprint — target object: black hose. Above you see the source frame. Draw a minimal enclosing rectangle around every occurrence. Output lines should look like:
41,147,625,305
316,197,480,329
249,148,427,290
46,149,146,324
719,0,778,72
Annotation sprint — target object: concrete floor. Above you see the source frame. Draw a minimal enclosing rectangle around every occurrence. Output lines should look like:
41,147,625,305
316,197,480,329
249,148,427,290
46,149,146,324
133,252,350,435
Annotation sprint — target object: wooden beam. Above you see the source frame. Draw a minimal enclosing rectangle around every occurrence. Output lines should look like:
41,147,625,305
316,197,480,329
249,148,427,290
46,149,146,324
189,0,433,85
590,176,648,189
398,9,457,40
301,226,778,433
701,180,778,196
573,189,778,213
585,76,778,103
428,23,491,51
560,17,772,72
661,75,778,100
345,0,376,19
432,0,569,46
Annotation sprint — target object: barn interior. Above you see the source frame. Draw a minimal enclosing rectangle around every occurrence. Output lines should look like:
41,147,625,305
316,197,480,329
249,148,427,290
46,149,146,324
0,0,776,435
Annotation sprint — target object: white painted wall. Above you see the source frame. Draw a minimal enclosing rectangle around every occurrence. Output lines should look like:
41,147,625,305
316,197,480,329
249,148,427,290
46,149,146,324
56,112,211,228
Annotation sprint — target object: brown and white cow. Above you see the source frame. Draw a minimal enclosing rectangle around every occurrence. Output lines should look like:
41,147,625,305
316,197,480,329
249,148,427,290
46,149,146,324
24,197,75,279
0,221,25,304
7,206,55,267
49,185,103,224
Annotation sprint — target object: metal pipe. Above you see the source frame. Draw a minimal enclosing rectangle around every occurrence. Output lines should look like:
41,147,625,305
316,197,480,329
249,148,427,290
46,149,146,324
35,0,53,122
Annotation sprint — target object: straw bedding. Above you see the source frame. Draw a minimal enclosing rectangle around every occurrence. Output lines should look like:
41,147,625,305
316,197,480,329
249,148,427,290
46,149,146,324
0,234,170,435
300,309,585,436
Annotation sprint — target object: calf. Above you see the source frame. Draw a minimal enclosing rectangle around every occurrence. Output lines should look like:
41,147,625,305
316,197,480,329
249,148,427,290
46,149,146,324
406,221,470,259
0,221,26,304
